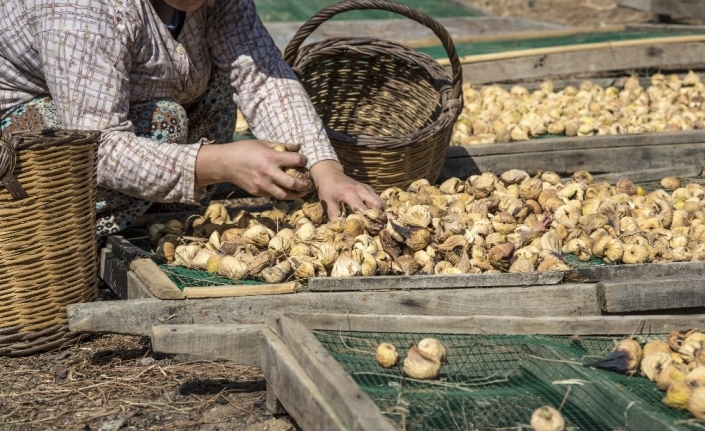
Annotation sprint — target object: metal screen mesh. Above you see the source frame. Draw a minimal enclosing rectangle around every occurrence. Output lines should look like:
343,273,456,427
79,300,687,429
314,331,699,430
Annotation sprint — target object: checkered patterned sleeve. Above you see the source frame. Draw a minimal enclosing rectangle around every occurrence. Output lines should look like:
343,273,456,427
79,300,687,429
206,0,339,169
36,3,204,204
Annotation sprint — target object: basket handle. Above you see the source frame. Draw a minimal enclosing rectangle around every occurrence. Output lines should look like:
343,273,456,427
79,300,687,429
0,132,29,200
283,0,463,102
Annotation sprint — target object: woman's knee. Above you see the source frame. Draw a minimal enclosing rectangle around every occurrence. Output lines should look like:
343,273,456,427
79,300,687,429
128,98,188,145
0,97,62,132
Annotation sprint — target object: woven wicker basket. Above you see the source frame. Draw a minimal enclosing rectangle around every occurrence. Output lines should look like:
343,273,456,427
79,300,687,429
284,0,463,192
0,129,100,356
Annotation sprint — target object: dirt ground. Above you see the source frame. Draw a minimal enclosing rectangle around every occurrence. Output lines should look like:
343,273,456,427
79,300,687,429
0,331,297,431
1,1,700,430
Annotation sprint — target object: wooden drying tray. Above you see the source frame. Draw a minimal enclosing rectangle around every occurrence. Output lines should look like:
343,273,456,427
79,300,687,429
126,313,705,430
84,231,705,343
100,236,298,300
262,312,705,431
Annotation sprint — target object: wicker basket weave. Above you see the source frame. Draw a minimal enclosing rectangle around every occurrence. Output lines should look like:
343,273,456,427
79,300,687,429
284,0,463,192
0,129,100,356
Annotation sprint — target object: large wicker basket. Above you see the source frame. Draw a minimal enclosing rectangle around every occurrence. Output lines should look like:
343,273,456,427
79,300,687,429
284,0,463,192
0,129,100,356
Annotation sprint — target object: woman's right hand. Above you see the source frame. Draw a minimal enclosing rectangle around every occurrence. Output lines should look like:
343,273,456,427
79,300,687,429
195,140,313,200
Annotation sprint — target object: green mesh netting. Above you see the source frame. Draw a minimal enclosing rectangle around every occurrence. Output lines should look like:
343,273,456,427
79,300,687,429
156,264,266,290
315,331,700,431
417,30,705,60
254,0,477,22
124,236,268,290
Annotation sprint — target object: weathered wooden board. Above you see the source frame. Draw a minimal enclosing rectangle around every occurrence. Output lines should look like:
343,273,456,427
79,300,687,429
440,130,705,179
309,259,705,292
103,236,185,300
182,282,299,299
264,16,562,51
619,0,705,21
308,270,563,291
589,165,704,184
260,329,349,430
100,249,131,300
597,275,705,313
67,283,600,336
454,41,705,85
565,260,705,283
149,323,265,366
269,315,396,431
627,23,705,33
271,311,705,335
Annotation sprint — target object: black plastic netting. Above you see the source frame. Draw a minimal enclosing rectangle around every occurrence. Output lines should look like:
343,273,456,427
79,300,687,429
313,331,702,431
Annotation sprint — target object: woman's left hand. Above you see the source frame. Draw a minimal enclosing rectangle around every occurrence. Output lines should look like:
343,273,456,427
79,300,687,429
309,160,384,220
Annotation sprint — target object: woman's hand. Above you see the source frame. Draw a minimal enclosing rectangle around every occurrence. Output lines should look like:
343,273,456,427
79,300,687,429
195,140,313,200
310,160,384,220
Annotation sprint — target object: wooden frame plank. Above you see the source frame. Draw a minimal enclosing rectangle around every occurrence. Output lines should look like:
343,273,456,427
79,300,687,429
104,235,185,300
619,0,705,21
99,248,130,300
564,260,705,283
149,323,265,366
264,16,563,51
440,35,705,66
454,41,705,85
597,275,705,313
272,311,705,335
589,165,704,184
182,282,299,298
441,132,705,179
260,329,350,431
447,130,705,157
67,284,600,336
268,316,396,431
308,271,563,291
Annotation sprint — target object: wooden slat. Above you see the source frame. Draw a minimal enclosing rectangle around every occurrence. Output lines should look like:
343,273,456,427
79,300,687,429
564,261,705,283
106,235,150,263
597,275,705,313
447,130,705,157
260,329,349,431
265,383,286,416
276,312,705,335
269,316,396,431
620,0,705,20
104,234,185,299
439,34,705,66
626,23,705,33
67,284,600,336
100,248,130,300
130,258,185,300
149,323,265,366
264,16,562,51
455,41,705,85
308,271,563,291
182,282,298,298
126,271,155,299
440,137,705,181
589,165,704,184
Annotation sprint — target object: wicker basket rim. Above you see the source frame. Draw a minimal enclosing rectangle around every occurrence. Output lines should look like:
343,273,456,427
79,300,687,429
4,129,101,152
